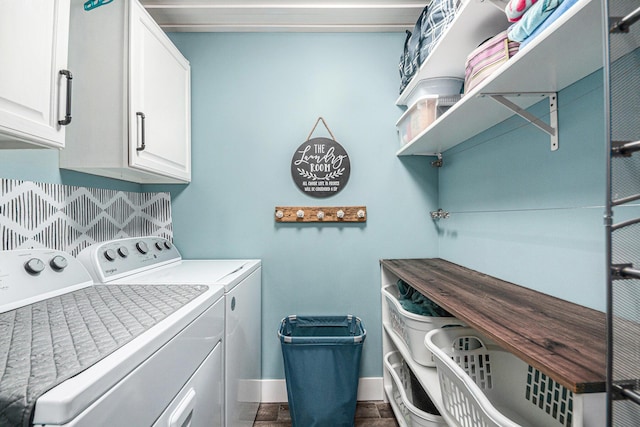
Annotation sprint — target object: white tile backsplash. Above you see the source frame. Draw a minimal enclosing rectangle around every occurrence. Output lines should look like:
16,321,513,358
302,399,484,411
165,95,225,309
0,179,172,255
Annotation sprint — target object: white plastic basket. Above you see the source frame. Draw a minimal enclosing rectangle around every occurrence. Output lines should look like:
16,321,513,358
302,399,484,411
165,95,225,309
425,327,576,427
383,285,462,366
384,351,447,427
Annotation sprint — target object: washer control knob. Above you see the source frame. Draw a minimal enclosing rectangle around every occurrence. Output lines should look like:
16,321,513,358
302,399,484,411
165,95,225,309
50,255,68,271
164,241,172,250
25,258,46,275
155,242,164,251
104,249,117,261
117,247,129,258
136,242,149,254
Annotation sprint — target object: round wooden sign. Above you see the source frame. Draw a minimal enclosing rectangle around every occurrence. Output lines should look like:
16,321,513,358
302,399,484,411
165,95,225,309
291,137,351,198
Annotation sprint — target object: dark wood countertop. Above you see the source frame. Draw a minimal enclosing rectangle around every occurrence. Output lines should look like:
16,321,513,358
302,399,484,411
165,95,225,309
380,258,606,393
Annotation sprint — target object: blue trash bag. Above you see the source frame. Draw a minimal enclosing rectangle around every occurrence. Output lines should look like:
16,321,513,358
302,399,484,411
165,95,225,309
278,315,366,427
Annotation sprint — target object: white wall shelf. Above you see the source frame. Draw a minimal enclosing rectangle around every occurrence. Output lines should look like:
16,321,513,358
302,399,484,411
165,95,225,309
396,0,508,107
396,0,604,156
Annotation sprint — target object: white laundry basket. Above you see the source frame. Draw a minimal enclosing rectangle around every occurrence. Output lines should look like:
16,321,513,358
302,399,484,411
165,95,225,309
425,327,577,427
384,351,447,427
383,285,462,366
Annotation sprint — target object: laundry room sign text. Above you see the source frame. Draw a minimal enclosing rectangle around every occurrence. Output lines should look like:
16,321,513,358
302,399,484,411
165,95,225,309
291,137,351,198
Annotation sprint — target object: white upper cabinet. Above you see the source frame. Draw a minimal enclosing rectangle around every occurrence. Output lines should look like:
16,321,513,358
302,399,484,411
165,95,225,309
60,0,191,184
129,4,191,182
0,0,71,149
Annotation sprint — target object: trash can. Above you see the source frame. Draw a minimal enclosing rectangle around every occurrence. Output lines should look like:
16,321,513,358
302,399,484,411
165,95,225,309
278,315,366,427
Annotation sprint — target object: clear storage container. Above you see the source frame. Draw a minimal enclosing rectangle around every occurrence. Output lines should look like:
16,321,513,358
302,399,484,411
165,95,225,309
404,77,464,107
396,95,462,147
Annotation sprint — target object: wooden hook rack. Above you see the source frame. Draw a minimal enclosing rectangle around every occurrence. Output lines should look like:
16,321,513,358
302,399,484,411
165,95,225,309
275,206,367,223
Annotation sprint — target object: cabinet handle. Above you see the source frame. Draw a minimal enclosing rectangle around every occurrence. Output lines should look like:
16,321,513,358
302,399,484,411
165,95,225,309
136,112,146,151
58,70,72,126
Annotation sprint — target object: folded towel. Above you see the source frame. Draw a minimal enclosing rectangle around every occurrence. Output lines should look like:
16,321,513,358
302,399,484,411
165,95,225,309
519,0,579,50
507,0,565,42
505,0,539,22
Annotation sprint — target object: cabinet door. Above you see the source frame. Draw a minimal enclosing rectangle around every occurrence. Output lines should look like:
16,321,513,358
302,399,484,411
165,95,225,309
129,1,191,182
0,0,70,148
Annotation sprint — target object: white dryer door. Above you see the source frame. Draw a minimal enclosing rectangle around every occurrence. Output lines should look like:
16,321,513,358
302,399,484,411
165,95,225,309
225,267,262,427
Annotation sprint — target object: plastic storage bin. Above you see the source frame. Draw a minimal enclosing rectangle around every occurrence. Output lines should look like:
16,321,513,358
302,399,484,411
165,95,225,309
278,315,366,427
404,77,464,107
383,285,462,366
425,327,577,427
396,95,462,146
384,351,448,427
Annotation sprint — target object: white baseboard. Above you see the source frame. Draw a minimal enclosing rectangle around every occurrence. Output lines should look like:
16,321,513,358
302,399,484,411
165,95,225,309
260,377,383,403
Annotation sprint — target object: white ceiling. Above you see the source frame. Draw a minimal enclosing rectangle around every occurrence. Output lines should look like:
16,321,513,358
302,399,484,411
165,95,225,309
139,0,426,32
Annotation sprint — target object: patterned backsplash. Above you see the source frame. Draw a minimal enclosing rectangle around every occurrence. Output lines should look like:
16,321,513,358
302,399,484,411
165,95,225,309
0,179,172,256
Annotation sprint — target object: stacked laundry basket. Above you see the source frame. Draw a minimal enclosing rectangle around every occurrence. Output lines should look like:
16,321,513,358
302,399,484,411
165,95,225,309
382,281,460,426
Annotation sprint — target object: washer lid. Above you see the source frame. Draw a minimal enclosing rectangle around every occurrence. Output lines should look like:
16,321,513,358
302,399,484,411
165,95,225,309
31,285,222,425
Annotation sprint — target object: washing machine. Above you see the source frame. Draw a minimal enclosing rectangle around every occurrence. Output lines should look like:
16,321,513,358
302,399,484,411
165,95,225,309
77,236,262,427
0,248,224,427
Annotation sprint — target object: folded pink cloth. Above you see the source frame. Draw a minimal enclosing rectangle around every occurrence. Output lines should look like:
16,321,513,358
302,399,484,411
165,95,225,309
505,0,538,22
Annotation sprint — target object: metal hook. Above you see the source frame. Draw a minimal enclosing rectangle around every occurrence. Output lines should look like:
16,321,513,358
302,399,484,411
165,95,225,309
430,209,450,220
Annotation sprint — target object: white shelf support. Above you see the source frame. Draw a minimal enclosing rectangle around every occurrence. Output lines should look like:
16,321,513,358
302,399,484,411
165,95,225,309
482,92,559,151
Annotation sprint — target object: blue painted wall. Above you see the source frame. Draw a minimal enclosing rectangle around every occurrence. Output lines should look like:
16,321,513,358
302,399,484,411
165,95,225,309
0,32,608,381
146,32,440,380
437,70,606,310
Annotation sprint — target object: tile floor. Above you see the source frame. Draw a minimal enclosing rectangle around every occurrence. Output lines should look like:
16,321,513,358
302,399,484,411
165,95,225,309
253,401,400,427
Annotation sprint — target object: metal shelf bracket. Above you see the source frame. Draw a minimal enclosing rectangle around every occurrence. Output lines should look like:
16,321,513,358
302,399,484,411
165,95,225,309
431,153,443,168
482,92,559,151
